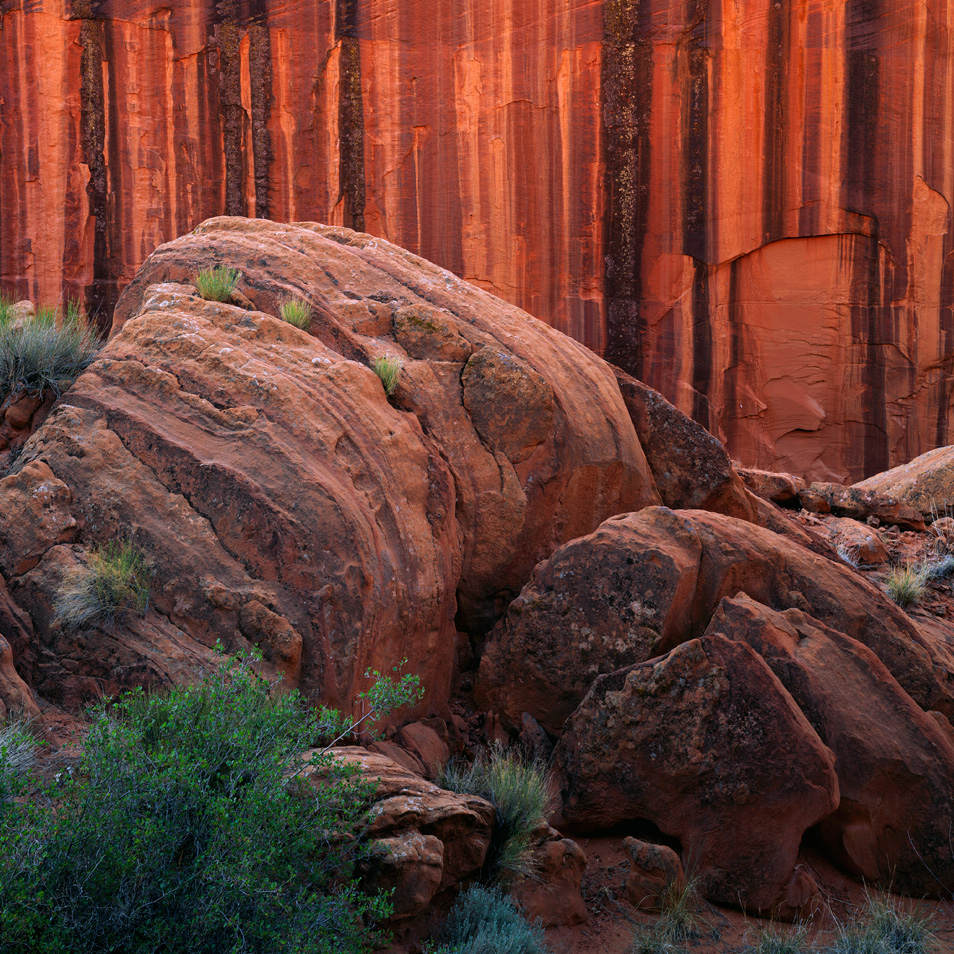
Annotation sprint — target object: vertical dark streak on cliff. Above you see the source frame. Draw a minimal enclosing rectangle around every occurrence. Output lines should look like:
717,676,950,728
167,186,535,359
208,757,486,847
602,0,652,376
74,1,112,329
336,0,365,232
763,0,786,243
938,251,954,449
684,4,711,428
249,24,272,219
845,1,887,477
216,2,245,217
724,258,742,450
683,6,708,263
691,259,712,428
863,241,887,476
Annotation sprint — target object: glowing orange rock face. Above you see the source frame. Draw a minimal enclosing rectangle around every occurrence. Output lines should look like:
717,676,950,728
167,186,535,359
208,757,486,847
2,1,954,481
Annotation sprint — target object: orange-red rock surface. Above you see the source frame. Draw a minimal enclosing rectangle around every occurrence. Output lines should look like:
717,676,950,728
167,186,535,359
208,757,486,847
0,218,660,715
3,1,954,481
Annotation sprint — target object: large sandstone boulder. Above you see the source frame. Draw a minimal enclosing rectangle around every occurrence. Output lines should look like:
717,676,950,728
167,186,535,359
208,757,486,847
554,634,839,911
475,507,703,734
477,507,954,733
801,481,924,530
112,218,661,639
0,219,667,713
854,445,954,519
705,595,954,895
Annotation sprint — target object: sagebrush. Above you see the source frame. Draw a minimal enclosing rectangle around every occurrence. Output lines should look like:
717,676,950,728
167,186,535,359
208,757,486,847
0,653,393,954
0,722,36,804
429,884,550,954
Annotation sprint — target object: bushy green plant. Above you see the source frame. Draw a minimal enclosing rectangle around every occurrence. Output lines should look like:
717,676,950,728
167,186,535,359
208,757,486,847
0,722,36,804
371,355,403,396
823,896,936,954
439,746,550,884
194,266,241,302
312,659,422,751
883,564,927,608
54,540,150,631
280,298,312,330
0,303,100,397
0,653,392,954
429,884,549,954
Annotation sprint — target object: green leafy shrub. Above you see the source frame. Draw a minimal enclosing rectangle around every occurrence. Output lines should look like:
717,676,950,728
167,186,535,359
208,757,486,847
823,896,936,954
280,298,312,330
439,746,550,884
54,540,150,631
430,884,549,954
0,653,392,954
194,266,241,302
311,659,422,749
0,304,100,397
883,564,927,608
371,355,403,396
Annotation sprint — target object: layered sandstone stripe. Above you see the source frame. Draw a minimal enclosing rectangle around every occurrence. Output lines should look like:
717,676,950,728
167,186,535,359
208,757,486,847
2,0,954,480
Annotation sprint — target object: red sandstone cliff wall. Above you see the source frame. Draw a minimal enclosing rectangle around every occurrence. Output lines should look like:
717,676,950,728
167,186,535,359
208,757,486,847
1,0,953,482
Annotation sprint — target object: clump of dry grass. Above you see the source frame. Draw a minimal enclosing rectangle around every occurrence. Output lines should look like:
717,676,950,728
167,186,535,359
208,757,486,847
279,298,312,330
54,541,150,631
371,355,403,396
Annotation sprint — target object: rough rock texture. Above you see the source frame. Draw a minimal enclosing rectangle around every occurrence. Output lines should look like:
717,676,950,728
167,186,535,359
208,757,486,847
475,507,703,734
4,3,954,480
0,390,56,464
855,446,954,519
705,595,954,895
821,516,889,565
622,838,684,913
0,578,38,720
613,369,754,519
802,482,925,530
740,468,807,505
509,825,589,927
306,748,494,920
0,219,659,712
478,507,954,733
554,634,839,911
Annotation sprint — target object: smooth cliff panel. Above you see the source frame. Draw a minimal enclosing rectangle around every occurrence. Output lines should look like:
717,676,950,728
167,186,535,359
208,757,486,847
1,0,953,480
